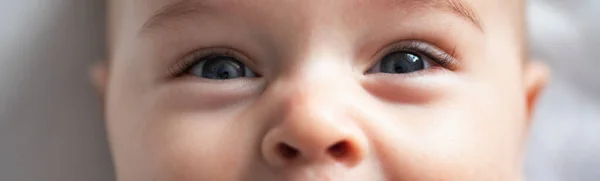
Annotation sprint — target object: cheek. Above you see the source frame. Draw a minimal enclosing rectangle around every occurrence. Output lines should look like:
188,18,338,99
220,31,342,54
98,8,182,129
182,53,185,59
154,108,264,180
428,83,525,162
150,121,244,180
109,96,265,181
360,79,526,180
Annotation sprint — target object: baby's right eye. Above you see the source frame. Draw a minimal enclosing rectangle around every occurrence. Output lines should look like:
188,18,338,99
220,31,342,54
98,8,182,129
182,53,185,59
187,55,256,80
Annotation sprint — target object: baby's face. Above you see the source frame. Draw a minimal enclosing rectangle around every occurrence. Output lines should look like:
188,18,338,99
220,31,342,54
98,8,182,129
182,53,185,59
101,0,548,180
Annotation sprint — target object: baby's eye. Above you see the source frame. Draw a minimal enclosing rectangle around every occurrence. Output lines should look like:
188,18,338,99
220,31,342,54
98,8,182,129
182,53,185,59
368,51,433,74
187,55,256,80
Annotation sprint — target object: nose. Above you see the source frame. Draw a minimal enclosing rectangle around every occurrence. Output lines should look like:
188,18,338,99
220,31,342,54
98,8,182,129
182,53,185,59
261,87,368,168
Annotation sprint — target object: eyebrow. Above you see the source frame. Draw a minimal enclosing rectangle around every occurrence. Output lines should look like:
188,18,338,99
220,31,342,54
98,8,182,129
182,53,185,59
405,0,483,31
140,0,483,33
141,0,211,32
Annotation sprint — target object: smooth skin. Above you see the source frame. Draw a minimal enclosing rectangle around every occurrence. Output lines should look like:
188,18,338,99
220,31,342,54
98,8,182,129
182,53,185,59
94,0,550,180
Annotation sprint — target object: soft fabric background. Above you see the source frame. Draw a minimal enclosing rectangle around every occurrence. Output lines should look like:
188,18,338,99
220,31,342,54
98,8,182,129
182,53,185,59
0,0,597,180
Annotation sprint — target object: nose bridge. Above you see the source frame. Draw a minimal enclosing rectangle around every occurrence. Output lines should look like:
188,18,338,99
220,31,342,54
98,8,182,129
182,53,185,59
278,58,348,114
279,61,350,136
284,78,337,117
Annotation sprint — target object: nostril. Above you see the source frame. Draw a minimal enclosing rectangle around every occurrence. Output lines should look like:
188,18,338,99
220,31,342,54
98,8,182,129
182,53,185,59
328,141,350,158
277,143,299,159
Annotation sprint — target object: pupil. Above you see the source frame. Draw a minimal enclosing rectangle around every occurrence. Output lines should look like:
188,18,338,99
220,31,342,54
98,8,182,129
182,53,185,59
381,52,424,74
201,57,245,79
218,70,230,79
394,66,404,73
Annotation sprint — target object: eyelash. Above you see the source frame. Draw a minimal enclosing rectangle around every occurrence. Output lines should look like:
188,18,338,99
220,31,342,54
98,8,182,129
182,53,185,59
168,49,249,77
373,41,459,71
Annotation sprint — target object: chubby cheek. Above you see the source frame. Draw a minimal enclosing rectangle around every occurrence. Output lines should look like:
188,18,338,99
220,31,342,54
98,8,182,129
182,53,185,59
362,75,525,180
138,100,263,181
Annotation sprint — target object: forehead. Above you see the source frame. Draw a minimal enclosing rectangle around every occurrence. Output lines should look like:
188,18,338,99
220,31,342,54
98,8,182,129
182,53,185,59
144,0,484,31
112,0,520,28
108,0,523,53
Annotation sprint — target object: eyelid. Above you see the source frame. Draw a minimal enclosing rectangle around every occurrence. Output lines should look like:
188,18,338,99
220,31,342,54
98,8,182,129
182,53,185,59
369,40,460,72
167,47,257,78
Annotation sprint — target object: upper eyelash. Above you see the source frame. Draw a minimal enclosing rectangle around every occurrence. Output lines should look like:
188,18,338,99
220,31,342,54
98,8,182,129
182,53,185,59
168,49,241,77
381,41,460,70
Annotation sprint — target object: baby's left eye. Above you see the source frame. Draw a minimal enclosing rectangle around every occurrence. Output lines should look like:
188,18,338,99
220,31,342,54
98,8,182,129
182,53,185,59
368,51,433,74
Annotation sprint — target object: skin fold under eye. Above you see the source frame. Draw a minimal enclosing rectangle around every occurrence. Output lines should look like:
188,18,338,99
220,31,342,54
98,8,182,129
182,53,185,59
367,41,459,75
